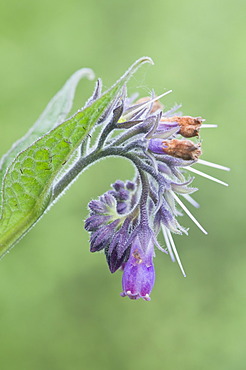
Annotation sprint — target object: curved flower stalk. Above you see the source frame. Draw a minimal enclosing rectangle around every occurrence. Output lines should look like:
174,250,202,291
0,57,229,301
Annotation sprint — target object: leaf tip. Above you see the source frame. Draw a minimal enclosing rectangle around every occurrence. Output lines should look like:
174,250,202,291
138,56,154,66
76,68,95,81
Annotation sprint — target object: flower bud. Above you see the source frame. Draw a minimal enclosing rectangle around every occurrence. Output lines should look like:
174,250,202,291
112,180,125,191
154,204,184,234
90,219,120,252
105,218,131,272
88,200,108,214
149,138,202,161
84,215,111,232
126,181,135,191
161,116,203,138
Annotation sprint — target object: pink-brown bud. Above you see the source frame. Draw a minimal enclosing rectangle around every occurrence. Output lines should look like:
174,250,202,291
162,139,202,160
161,116,203,138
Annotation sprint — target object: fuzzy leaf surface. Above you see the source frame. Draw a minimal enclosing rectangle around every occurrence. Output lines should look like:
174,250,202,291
0,68,94,209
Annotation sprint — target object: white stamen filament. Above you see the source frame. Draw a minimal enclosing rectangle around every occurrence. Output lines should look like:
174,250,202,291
186,166,228,187
197,159,230,172
162,225,175,262
166,228,186,277
171,191,208,235
124,90,172,120
200,124,218,128
182,194,200,208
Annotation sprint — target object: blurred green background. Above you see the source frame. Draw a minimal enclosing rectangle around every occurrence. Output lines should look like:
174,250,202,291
0,0,245,369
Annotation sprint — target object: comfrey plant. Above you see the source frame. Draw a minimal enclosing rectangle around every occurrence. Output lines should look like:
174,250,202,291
0,57,229,300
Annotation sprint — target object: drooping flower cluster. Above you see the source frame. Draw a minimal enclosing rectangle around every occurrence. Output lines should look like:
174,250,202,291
85,178,160,300
84,83,229,301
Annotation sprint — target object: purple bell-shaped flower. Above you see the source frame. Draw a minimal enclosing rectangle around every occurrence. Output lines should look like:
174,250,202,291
121,226,155,301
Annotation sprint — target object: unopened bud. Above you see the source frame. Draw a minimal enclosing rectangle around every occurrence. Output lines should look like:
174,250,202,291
161,116,203,138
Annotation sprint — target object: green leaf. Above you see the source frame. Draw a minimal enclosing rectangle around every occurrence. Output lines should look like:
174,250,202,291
0,68,95,209
0,57,153,258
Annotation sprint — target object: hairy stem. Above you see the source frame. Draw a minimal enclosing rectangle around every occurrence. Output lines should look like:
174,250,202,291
109,117,154,147
138,169,149,224
52,146,129,201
